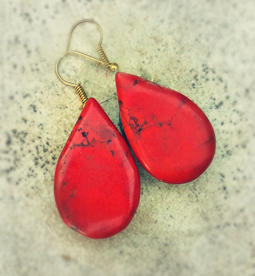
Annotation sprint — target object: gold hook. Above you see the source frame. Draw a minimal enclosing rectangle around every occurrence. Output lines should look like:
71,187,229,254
55,52,89,109
66,19,118,72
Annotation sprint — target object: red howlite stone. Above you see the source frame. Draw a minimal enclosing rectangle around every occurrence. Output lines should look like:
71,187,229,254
54,98,140,239
116,72,216,184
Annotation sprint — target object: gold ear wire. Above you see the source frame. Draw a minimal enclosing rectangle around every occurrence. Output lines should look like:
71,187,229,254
55,52,89,109
66,19,118,72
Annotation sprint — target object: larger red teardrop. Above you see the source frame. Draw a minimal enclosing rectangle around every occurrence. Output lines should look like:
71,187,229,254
116,72,216,184
54,98,140,239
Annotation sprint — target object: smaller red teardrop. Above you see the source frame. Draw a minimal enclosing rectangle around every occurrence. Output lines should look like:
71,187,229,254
116,72,216,184
54,98,140,239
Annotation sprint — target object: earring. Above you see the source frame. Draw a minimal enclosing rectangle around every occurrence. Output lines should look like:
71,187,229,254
54,52,140,239
68,20,216,185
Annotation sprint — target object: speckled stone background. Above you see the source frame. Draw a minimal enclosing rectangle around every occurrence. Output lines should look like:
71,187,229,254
1,0,255,275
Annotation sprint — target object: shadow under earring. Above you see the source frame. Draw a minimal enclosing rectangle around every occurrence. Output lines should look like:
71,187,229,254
54,52,140,239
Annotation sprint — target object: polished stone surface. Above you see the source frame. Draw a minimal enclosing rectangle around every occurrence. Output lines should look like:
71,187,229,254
54,98,140,239
116,72,216,184
1,0,255,275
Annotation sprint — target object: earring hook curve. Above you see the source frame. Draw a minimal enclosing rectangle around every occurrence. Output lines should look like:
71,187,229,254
55,52,77,87
66,19,103,52
66,19,118,72
55,52,89,108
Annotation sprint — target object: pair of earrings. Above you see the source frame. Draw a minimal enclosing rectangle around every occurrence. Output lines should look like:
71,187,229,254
54,20,216,239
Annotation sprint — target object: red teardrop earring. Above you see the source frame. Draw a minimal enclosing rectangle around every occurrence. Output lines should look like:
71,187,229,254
68,20,216,185
115,73,216,184
54,52,140,239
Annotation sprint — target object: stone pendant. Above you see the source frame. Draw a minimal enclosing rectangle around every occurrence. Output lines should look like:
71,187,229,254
116,72,216,184
54,98,140,239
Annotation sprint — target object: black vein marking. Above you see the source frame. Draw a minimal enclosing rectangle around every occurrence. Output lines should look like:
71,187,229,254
129,116,148,135
81,132,88,137
70,194,74,198
63,182,67,186
118,101,132,117
119,98,188,141
167,99,187,128
181,98,187,105
167,120,174,129
72,132,94,148
75,116,83,125
133,79,139,86
152,114,164,128
110,150,115,157
99,139,113,144
119,77,142,89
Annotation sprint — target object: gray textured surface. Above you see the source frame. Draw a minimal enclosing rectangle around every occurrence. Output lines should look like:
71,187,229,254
1,0,255,275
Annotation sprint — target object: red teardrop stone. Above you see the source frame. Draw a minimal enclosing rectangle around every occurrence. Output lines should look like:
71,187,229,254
54,98,140,239
116,72,216,184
